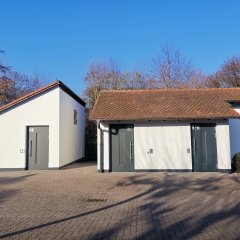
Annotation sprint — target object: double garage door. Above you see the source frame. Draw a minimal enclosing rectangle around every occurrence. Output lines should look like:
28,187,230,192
110,123,218,172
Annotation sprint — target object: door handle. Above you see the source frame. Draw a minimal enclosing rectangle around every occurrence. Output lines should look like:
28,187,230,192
192,138,196,156
130,142,133,161
29,140,32,157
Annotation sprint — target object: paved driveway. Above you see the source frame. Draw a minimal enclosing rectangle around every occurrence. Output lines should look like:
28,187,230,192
0,162,239,240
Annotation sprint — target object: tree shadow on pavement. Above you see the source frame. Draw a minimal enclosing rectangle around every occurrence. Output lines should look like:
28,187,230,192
0,174,36,185
0,174,36,204
0,173,239,239
89,174,240,240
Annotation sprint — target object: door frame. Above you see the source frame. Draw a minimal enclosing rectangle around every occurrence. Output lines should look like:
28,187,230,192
109,124,135,172
190,123,218,172
25,125,49,170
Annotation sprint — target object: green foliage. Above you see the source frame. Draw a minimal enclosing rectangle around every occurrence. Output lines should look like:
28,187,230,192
232,153,240,173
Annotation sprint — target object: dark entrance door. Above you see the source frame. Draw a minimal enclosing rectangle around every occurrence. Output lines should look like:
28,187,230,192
27,126,49,170
110,124,134,172
191,124,217,172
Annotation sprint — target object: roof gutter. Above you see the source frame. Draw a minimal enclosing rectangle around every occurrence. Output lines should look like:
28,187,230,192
92,116,240,121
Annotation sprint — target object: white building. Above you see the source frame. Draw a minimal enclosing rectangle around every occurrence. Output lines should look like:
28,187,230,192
90,88,240,173
0,81,85,170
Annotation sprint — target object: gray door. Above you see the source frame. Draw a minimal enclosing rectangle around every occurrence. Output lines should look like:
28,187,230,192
27,126,49,170
191,124,217,172
110,124,134,172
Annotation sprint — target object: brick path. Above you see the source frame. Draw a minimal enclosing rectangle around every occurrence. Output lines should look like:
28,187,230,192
0,162,239,240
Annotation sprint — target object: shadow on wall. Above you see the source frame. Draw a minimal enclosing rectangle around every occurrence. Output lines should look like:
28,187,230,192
0,173,239,239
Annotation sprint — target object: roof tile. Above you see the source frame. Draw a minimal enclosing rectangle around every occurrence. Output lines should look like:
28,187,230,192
90,88,240,120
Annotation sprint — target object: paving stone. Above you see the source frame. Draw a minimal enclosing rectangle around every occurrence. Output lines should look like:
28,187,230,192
0,161,239,239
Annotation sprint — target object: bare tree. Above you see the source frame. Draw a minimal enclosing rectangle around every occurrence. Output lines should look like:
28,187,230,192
84,59,125,109
0,71,44,106
204,56,240,88
123,71,157,90
0,76,13,105
7,71,43,101
85,59,160,109
0,50,10,74
220,56,240,87
150,45,205,88
85,59,124,89
187,70,207,88
0,50,12,105
204,73,223,88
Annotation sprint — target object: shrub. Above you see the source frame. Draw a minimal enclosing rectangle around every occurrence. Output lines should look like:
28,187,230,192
232,153,240,173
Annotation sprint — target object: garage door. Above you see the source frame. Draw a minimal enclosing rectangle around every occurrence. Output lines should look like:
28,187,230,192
191,123,217,172
110,124,134,172
27,126,49,170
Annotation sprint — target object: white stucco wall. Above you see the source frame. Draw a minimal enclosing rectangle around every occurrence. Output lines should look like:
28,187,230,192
232,106,240,114
216,121,231,170
0,88,60,169
228,105,240,160
97,120,231,171
59,89,85,167
229,118,240,159
134,122,192,170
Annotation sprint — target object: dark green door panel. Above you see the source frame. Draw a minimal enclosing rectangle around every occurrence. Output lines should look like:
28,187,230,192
110,125,134,172
27,126,49,170
191,124,217,172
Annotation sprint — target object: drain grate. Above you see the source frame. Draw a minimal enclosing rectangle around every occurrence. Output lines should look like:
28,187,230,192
86,198,107,202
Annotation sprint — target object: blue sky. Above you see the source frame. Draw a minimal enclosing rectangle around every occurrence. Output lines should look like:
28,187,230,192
1,0,240,94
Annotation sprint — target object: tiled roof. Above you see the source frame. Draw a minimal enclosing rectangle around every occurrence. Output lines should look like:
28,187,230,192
90,88,240,121
0,81,85,113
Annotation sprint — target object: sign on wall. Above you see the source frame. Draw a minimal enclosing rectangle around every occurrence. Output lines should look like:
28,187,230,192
74,109,77,125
